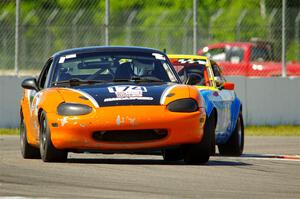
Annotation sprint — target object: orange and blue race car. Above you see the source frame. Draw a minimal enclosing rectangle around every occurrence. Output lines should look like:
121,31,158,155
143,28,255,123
20,46,213,164
169,54,244,156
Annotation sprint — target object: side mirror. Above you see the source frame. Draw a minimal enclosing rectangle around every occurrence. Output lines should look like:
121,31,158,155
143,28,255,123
214,76,224,87
222,82,235,90
21,78,39,91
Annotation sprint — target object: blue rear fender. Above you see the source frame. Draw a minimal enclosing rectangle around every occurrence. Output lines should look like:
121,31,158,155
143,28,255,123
218,92,241,144
200,89,242,144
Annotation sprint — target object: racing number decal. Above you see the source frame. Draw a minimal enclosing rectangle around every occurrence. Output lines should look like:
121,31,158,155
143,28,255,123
32,93,42,117
28,90,42,119
208,90,234,133
27,90,37,115
104,86,153,102
26,90,42,138
108,86,147,98
217,90,235,132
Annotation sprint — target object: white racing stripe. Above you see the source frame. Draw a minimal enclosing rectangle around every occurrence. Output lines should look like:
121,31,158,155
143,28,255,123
160,85,177,105
60,88,99,108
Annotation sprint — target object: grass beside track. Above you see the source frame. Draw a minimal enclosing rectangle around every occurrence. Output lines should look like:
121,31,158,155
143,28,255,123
0,126,300,136
0,128,19,135
245,125,300,136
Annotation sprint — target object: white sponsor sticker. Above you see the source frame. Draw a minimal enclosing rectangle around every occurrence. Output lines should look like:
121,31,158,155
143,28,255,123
104,96,153,102
178,58,206,65
152,53,166,60
59,57,66,63
65,54,77,59
58,54,76,64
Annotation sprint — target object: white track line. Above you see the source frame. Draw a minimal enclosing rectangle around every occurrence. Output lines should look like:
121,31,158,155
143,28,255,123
216,154,300,162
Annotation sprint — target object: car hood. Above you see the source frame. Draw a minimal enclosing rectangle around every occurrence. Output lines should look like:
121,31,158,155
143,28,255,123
57,83,182,107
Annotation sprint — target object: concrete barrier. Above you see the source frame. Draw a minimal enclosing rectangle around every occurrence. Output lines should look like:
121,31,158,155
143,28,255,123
227,77,300,125
0,76,25,128
0,76,299,128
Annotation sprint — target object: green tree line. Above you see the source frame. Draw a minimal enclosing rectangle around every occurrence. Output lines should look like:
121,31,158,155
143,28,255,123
0,0,299,69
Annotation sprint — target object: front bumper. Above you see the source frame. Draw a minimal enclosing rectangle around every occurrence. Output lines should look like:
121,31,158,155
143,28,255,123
47,105,206,151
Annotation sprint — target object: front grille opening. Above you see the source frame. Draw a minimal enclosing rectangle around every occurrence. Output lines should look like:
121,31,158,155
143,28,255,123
93,129,168,142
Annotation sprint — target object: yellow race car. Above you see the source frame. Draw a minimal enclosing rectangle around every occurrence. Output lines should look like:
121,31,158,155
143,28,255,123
169,54,244,156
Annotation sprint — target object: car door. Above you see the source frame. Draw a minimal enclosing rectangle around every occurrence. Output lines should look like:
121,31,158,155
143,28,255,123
28,58,53,142
211,62,235,135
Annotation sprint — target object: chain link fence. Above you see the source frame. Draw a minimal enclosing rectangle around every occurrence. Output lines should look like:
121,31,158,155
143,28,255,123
0,0,299,76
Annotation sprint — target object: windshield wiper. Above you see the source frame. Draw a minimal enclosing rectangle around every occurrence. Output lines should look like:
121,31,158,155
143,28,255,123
113,76,163,83
112,78,132,82
132,76,164,82
51,78,107,87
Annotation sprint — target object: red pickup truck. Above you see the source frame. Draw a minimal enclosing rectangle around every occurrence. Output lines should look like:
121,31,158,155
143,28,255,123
198,41,300,77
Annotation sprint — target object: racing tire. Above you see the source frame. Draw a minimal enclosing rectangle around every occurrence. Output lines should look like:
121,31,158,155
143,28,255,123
218,112,244,156
39,111,68,162
210,112,216,156
183,113,215,165
20,117,40,159
162,148,183,161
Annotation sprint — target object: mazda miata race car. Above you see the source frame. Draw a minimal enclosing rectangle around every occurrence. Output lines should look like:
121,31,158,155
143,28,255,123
169,54,244,156
20,46,212,164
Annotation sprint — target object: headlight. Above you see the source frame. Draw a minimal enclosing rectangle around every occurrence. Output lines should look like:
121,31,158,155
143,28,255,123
57,103,92,116
167,98,198,112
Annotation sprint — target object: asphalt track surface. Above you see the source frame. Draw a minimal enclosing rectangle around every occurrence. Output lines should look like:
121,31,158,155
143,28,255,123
0,136,299,199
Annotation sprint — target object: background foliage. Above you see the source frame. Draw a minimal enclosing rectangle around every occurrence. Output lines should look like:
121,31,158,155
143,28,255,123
0,0,299,70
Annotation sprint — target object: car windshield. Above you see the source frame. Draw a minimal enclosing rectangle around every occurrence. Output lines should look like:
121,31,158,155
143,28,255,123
51,51,179,86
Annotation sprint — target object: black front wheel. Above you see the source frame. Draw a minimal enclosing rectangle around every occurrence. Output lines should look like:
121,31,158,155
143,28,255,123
218,112,244,156
39,111,68,162
162,148,183,161
20,116,40,159
183,113,215,165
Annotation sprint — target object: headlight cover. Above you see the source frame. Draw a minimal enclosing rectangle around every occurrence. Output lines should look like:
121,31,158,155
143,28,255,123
57,103,92,116
167,98,199,113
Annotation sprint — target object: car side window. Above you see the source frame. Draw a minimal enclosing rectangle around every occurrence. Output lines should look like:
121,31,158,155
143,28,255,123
225,46,244,63
250,46,272,62
211,62,226,87
38,58,53,90
212,64,221,77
